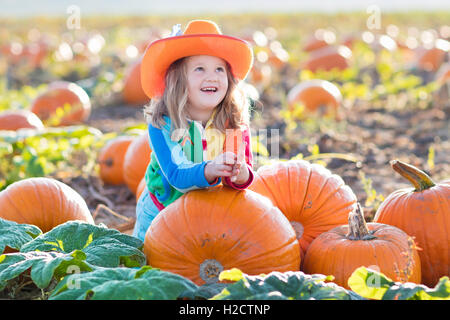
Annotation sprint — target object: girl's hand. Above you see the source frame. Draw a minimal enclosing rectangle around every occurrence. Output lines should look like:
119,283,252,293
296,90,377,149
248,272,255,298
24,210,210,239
230,142,249,184
204,152,237,183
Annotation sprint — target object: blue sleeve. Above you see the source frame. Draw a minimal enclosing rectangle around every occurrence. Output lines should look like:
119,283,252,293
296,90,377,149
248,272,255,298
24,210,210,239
148,124,221,193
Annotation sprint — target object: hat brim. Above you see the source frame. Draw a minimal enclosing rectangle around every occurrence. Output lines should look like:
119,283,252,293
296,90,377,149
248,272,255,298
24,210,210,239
141,34,253,98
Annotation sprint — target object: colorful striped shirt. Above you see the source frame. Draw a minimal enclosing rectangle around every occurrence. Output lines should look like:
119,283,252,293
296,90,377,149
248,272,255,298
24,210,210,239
144,114,254,209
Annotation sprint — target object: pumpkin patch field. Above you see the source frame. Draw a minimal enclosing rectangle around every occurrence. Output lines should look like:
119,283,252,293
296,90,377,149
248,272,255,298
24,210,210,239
0,11,449,301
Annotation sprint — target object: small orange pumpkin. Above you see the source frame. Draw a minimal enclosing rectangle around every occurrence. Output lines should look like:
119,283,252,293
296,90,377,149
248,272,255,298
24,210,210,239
122,60,150,106
303,203,421,289
303,30,336,52
136,176,146,202
287,79,342,118
123,132,152,194
0,177,94,233
30,81,91,126
0,109,44,131
416,45,447,72
374,160,450,287
249,160,357,262
98,136,135,185
144,186,301,285
303,45,352,72
249,63,272,86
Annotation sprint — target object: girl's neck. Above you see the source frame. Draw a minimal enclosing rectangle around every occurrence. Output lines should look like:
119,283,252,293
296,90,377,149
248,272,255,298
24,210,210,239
187,107,216,127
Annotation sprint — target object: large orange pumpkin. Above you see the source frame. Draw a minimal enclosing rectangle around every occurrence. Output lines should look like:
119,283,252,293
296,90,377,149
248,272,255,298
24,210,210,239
98,136,135,185
123,132,152,194
303,45,352,72
303,203,421,289
30,81,91,126
374,160,450,287
287,79,342,118
0,110,44,131
248,160,357,262
0,177,94,233
144,186,301,285
122,60,149,106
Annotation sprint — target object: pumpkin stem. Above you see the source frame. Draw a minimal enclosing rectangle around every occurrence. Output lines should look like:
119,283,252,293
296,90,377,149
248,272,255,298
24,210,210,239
199,259,224,284
346,203,376,241
390,160,435,192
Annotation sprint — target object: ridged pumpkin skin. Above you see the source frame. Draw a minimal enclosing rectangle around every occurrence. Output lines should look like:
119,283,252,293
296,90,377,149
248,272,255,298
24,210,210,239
303,222,421,289
30,81,91,126
122,60,149,106
0,177,94,233
249,160,357,261
0,110,44,131
374,160,450,287
144,186,301,285
123,132,152,194
98,136,134,185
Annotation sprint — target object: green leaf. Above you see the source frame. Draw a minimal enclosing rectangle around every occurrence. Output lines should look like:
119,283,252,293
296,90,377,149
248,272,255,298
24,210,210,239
0,218,42,253
348,267,450,300
50,266,199,300
347,266,394,300
20,221,145,268
181,282,230,300
0,250,92,289
212,270,354,300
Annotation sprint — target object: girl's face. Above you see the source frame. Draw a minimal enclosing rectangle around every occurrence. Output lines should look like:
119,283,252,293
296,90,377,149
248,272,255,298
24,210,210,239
185,55,229,120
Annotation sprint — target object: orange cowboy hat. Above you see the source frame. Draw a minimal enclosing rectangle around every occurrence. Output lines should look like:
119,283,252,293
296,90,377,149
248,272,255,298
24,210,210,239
140,20,254,99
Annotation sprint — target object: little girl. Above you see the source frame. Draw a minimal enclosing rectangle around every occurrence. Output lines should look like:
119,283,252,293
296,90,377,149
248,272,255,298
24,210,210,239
133,20,255,241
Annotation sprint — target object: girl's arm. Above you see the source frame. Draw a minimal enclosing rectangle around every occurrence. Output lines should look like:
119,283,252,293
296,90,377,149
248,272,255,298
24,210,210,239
222,126,254,190
148,124,221,193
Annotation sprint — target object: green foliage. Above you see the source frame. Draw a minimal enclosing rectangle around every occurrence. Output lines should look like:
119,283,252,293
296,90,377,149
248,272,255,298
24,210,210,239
0,250,92,290
20,221,145,268
49,266,199,300
359,171,385,211
0,125,125,190
0,81,47,112
212,268,361,300
0,218,42,254
348,267,450,300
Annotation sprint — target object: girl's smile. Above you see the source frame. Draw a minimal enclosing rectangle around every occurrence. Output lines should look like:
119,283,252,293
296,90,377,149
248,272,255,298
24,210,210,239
186,55,228,122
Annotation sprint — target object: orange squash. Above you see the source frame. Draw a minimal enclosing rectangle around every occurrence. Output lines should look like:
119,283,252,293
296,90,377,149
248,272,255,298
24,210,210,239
249,160,357,262
144,186,301,285
416,45,447,72
303,30,336,52
122,60,150,106
249,63,272,86
98,136,134,185
303,203,421,289
0,109,44,131
30,81,91,126
303,45,352,72
374,160,450,287
123,132,152,194
287,79,342,118
136,176,146,202
0,177,94,233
